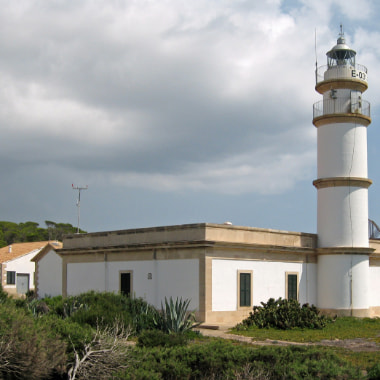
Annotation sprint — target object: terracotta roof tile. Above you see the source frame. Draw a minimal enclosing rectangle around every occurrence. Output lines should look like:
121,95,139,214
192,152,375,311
0,241,61,263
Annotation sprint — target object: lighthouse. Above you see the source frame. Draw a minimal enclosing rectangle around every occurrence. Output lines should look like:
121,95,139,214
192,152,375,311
313,27,374,317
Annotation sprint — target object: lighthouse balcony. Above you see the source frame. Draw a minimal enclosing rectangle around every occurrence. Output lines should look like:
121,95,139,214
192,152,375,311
313,98,370,118
316,64,368,83
313,98,371,127
315,64,368,93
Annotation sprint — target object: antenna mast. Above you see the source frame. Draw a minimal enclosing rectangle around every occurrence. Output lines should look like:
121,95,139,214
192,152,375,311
315,28,318,84
72,184,88,233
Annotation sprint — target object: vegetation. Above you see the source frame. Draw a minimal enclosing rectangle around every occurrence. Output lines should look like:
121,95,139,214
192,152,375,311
153,296,199,334
0,290,379,379
119,340,363,379
367,363,380,380
137,329,190,348
0,220,86,247
0,292,67,379
30,291,158,334
235,297,331,331
232,315,380,343
67,320,131,380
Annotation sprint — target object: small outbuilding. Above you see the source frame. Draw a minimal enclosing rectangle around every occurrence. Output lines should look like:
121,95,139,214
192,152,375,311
0,241,62,296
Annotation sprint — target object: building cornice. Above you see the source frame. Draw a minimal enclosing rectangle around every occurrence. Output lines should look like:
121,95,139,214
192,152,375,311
317,247,375,255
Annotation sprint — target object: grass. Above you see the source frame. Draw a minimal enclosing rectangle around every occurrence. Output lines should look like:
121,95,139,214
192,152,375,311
336,349,380,371
231,317,380,343
230,317,380,371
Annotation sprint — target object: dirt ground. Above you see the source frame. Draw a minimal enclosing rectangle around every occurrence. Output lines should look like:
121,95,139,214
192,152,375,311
196,325,380,352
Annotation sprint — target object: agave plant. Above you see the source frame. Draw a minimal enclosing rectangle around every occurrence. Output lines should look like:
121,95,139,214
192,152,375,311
153,296,199,334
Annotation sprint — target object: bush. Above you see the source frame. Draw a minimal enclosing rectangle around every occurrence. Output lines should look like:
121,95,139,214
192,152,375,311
0,284,8,304
43,291,157,333
39,314,94,359
236,298,331,330
367,363,380,380
118,340,362,379
67,319,132,380
137,330,189,348
0,303,67,379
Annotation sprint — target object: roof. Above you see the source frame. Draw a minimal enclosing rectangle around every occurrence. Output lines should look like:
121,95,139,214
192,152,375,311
31,242,63,263
60,223,318,255
0,241,62,263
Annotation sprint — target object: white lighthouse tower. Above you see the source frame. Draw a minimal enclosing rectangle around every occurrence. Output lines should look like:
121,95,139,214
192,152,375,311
313,27,374,317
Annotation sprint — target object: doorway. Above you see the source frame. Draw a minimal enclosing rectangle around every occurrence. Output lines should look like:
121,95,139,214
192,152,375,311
120,272,132,297
16,273,30,294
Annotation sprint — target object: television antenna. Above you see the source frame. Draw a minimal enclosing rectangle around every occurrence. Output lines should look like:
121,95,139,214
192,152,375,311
72,184,88,233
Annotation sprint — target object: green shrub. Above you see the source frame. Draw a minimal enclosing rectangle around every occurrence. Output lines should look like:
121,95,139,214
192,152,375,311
39,314,94,358
137,330,189,348
43,291,157,333
0,284,8,304
126,296,158,333
367,363,380,380
0,303,67,379
236,297,331,330
118,340,361,379
153,296,199,334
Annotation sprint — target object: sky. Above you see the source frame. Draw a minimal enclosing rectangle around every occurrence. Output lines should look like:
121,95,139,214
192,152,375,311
1,0,380,234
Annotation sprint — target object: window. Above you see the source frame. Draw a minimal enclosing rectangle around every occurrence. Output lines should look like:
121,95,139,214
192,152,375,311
6,271,16,285
238,270,252,308
286,272,299,301
119,271,133,297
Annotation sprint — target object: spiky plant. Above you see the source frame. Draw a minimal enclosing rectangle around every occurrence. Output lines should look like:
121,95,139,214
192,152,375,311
153,297,199,334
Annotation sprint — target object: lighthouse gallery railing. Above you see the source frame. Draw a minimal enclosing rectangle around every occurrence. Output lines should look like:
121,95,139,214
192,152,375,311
315,64,368,84
313,98,370,119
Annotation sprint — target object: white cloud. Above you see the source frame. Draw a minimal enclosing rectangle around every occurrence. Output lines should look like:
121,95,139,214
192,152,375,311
0,0,379,232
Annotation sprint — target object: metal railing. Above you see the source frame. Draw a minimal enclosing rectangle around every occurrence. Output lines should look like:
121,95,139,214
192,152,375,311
315,63,368,84
369,219,380,239
313,98,370,119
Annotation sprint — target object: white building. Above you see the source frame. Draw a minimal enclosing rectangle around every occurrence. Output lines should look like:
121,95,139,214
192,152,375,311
0,241,62,296
34,31,380,324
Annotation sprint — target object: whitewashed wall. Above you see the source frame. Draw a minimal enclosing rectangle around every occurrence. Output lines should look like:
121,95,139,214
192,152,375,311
36,249,62,298
369,265,380,306
67,262,106,294
67,259,199,310
212,259,317,311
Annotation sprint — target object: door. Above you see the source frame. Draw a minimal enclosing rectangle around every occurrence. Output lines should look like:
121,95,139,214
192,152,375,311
120,272,131,297
16,273,29,294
